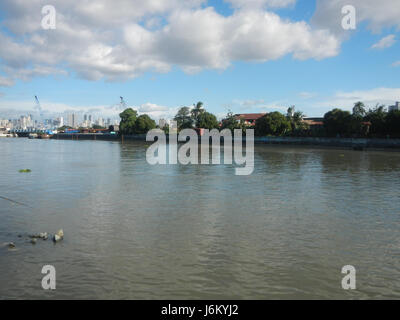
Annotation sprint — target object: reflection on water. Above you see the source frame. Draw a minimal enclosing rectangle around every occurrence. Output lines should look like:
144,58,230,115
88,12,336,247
0,138,399,299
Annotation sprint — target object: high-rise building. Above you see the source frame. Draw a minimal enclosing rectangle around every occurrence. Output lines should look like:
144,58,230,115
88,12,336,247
388,102,400,112
159,118,168,128
67,113,77,128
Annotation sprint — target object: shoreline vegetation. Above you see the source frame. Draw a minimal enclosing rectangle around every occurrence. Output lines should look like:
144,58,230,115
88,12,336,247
8,101,400,151
118,101,400,140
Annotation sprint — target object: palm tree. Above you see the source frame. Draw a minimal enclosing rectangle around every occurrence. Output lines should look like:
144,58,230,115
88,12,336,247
191,101,205,127
353,102,366,118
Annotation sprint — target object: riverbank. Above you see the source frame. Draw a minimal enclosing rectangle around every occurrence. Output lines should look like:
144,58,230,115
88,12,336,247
50,133,400,151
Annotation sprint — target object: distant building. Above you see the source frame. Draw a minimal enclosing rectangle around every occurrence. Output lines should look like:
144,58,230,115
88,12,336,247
159,118,168,128
67,113,77,128
234,113,267,126
388,102,400,112
303,117,324,129
109,124,119,132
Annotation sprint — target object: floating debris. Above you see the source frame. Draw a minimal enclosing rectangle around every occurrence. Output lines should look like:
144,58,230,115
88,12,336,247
39,232,48,240
0,195,33,209
7,242,16,249
29,232,48,240
53,229,64,242
18,169,31,173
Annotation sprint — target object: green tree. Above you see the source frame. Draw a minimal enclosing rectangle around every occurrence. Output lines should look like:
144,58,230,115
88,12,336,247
92,124,105,129
58,125,73,131
197,112,219,129
353,102,366,118
119,108,138,134
221,110,247,132
174,107,193,130
134,114,156,134
386,110,400,137
286,106,308,134
365,104,387,136
255,112,291,136
323,108,353,137
191,101,205,127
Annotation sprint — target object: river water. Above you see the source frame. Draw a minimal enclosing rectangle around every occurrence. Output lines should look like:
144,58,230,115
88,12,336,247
0,138,399,299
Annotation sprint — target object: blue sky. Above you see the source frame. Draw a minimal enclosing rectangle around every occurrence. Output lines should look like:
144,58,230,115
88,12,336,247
0,0,399,120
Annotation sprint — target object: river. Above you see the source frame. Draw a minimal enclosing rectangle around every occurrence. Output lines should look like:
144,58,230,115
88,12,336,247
0,138,399,299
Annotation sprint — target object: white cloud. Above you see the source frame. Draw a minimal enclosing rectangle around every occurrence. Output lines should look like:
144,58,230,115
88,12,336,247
392,61,400,67
0,75,14,87
225,0,296,9
371,35,396,50
299,92,317,99
319,87,400,110
0,0,339,85
0,98,179,120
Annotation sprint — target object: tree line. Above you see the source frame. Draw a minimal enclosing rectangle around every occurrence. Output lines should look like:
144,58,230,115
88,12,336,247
323,102,400,138
119,101,400,138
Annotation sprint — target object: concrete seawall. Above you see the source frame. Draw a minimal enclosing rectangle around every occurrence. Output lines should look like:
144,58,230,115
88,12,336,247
51,133,400,150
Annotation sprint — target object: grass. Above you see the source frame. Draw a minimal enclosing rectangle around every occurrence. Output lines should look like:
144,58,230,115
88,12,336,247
18,169,31,173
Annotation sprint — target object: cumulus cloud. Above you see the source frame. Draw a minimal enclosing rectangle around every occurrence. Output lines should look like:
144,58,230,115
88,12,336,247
0,75,14,87
319,87,400,110
0,0,339,85
371,34,396,50
225,0,296,9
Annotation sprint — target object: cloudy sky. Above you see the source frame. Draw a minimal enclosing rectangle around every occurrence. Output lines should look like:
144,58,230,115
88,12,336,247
0,0,399,120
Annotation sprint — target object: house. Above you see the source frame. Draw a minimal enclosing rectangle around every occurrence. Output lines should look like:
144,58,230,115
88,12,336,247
234,113,267,126
302,117,324,129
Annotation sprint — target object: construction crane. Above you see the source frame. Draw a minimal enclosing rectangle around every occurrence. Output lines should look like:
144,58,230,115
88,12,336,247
34,95,44,118
120,96,127,109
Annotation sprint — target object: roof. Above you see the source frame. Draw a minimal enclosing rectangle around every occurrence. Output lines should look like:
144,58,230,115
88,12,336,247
234,113,267,121
303,120,324,126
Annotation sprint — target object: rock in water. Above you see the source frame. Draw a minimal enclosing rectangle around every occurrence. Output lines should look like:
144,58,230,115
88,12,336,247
30,238,37,245
53,229,64,242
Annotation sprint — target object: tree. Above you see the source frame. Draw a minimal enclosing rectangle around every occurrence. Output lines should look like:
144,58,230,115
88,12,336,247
353,102,366,118
323,108,353,137
174,107,193,130
92,124,105,129
58,125,73,131
386,110,400,137
221,110,245,132
191,102,205,127
119,108,138,134
255,112,291,136
365,104,387,136
134,114,156,134
286,106,308,134
197,112,219,129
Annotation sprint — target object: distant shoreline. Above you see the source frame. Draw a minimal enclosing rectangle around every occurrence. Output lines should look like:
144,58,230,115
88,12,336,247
46,133,400,152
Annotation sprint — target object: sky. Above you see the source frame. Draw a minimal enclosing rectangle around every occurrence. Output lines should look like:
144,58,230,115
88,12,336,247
0,0,399,121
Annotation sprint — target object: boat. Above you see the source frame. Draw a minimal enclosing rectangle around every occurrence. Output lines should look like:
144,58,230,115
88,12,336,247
28,133,38,139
